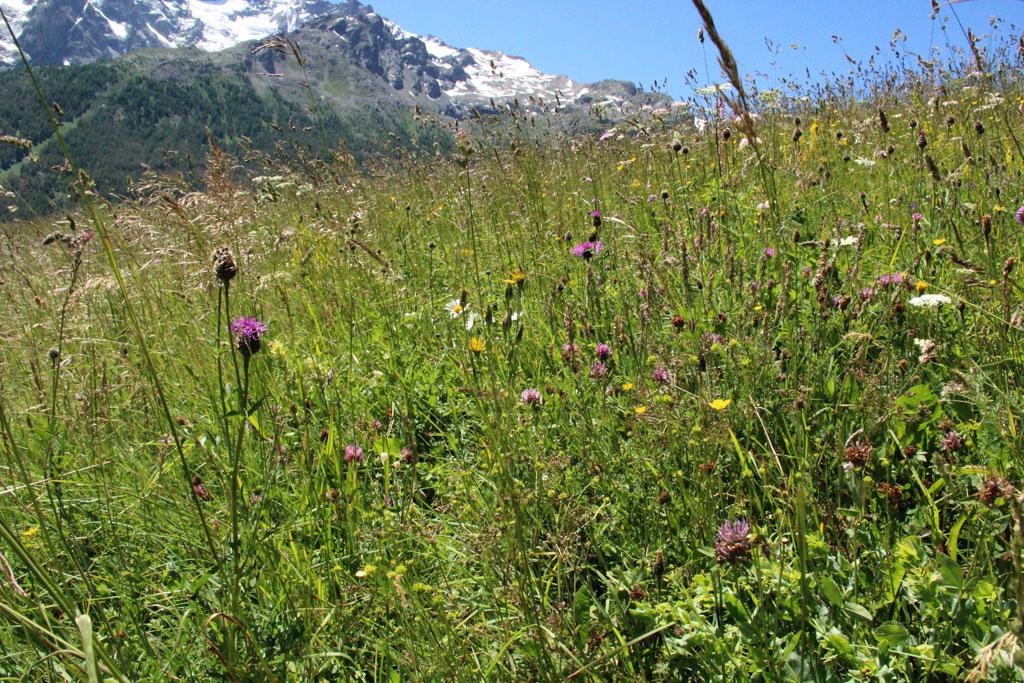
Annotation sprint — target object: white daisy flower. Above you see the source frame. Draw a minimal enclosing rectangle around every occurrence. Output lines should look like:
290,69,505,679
445,298,467,318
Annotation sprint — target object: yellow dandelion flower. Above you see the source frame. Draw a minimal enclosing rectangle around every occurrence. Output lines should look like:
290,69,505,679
469,337,486,353
915,280,929,292
503,266,525,285
708,398,732,411
634,405,647,415
622,383,634,392
933,238,946,246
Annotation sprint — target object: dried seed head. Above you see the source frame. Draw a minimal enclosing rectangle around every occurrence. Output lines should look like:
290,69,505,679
211,246,237,283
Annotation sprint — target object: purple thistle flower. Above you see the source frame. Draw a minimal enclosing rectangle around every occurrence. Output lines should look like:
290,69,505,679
344,443,364,463
912,212,923,224
520,388,542,406
1016,205,1024,226
652,366,671,385
230,317,268,358
715,519,751,563
571,241,604,259
762,247,776,258
561,342,579,361
595,343,612,360
589,361,608,379
859,287,875,301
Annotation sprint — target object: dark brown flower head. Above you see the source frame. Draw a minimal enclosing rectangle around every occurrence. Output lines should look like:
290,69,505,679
977,476,1013,507
212,246,238,283
877,482,903,505
845,440,873,468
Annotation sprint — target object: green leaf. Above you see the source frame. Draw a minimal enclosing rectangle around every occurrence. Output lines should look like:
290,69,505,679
827,631,854,656
843,601,874,623
872,622,909,647
947,512,970,563
819,576,844,607
933,553,963,588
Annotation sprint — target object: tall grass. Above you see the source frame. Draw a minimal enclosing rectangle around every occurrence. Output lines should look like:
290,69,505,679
1,4,1024,680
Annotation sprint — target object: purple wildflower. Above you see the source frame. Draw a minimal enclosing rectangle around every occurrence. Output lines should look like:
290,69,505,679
344,443,364,463
191,475,212,501
762,247,776,258
702,332,725,346
652,366,671,385
230,317,268,358
598,129,616,142
859,287,875,301
912,212,923,224
715,519,752,563
571,241,604,259
561,342,579,361
520,388,542,406
1016,205,1024,226
589,362,608,379
940,430,965,453
595,343,612,360
877,272,904,288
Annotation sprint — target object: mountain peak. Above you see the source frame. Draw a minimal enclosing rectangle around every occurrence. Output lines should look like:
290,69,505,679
0,0,339,66
1,0,666,117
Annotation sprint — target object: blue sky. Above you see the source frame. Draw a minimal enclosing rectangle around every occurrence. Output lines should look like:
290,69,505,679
366,0,1023,98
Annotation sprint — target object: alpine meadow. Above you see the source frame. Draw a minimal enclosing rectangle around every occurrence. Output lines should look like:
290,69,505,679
2,0,1024,680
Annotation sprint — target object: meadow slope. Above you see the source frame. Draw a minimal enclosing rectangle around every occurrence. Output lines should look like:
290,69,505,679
1,32,1024,681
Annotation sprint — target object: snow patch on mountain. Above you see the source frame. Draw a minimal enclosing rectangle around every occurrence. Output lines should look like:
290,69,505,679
190,0,317,51
422,36,458,60
0,0,34,64
446,47,584,102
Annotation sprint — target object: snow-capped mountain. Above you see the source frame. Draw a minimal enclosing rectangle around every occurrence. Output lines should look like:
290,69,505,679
0,0,650,113
0,0,336,66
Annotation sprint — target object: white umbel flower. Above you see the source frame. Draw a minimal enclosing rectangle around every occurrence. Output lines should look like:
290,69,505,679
908,294,952,308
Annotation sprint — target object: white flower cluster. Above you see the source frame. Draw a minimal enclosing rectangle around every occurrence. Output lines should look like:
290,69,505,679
908,294,952,308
